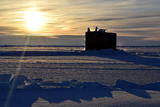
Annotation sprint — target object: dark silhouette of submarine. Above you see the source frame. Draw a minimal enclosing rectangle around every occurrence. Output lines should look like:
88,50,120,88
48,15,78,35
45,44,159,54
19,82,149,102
85,27,117,51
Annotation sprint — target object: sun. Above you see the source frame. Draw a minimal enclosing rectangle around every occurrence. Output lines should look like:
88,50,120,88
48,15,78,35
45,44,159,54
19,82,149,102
24,11,44,32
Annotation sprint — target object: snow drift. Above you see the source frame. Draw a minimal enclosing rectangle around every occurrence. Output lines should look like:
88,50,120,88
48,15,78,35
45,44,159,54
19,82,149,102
0,74,160,90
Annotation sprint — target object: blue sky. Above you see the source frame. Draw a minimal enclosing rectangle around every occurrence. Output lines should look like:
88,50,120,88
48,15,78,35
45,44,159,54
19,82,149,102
0,0,160,45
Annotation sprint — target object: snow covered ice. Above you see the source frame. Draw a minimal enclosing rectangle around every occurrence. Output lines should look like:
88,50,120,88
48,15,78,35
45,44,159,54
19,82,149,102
0,46,160,107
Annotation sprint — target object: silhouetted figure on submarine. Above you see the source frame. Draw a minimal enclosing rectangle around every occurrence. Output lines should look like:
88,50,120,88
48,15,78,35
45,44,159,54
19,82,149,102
88,27,91,32
85,27,117,51
95,26,98,32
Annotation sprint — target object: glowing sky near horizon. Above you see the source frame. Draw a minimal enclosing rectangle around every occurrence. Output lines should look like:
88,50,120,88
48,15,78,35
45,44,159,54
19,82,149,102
0,0,160,41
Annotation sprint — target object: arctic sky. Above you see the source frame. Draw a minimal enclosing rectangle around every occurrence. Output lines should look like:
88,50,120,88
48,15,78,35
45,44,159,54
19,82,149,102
0,0,160,45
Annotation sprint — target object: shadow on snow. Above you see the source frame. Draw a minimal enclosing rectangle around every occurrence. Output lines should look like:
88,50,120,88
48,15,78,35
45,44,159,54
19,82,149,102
0,49,160,68
0,74,160,107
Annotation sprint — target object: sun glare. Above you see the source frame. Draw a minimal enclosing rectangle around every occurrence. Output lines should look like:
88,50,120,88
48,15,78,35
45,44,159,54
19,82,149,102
24,11,44,32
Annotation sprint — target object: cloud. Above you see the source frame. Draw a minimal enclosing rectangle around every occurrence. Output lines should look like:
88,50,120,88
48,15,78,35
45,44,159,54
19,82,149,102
117,36,160,46
0,35,85,45
0,34,160,46
89,18,123,22
0,26,20,33
0,0,160,43
89,13,160,22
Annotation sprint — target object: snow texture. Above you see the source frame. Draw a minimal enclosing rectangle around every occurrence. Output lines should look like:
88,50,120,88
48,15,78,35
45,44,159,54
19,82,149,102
0,46,160,107
0,74,160,90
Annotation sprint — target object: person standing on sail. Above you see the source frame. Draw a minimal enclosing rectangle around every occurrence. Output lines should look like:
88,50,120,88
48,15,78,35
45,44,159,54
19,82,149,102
95,26,98,32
